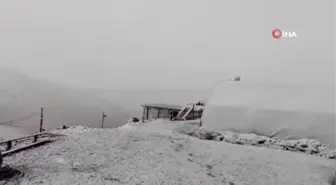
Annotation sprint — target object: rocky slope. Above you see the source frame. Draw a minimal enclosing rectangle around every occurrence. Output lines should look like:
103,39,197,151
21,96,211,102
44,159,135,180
175,122,336,159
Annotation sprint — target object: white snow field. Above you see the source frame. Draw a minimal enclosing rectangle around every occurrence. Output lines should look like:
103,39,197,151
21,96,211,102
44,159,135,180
2,120,335,185
202,81,336,147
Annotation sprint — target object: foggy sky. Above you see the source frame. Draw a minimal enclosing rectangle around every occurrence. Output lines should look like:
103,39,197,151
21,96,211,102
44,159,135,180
0,0,334,89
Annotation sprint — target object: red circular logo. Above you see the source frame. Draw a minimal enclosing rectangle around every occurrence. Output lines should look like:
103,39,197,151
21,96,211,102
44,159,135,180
272,29,282,39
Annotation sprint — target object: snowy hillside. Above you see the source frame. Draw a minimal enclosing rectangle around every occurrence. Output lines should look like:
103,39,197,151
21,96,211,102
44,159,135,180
3,120,335,185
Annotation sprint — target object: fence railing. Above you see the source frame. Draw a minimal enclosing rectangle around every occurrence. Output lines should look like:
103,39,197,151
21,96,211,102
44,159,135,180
0,107,110,157
0,132,63,157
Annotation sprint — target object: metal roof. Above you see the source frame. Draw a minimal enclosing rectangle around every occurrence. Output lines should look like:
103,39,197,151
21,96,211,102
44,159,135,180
141,103,183,110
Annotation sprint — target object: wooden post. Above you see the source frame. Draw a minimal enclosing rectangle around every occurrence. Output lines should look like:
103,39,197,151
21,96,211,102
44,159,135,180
39,107,44,132
0,150,2,168
142,105,146,122
332,158,336,185
101,112,107,128
157,108,161,119
33,135,38,143
6,141,12,151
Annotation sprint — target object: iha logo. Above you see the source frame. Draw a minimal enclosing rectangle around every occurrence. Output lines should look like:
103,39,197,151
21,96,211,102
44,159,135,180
272,29,297,39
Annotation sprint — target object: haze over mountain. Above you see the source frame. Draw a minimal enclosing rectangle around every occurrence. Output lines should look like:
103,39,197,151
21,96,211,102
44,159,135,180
0,1,333,129
0,67,212,139
0,67,133,138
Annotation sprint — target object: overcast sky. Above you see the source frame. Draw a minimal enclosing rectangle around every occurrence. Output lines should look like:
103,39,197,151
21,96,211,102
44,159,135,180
0,0,334,89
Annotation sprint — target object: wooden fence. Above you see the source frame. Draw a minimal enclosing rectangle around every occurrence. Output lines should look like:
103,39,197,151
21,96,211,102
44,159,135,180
0,132,63,157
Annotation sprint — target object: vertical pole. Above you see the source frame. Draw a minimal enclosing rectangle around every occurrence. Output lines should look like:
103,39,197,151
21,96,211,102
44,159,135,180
33,135,38,142
40,107,44,132
6,141,12,151
142,105,146,122
0,150,2,168
332,157,336,185
157,108,160,119
101,112,107,128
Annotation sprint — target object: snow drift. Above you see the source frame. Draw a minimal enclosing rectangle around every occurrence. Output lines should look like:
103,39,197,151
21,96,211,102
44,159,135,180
202,81,335,147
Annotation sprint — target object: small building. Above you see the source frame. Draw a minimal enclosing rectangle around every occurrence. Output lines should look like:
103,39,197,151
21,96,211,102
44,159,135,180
141,103,183,121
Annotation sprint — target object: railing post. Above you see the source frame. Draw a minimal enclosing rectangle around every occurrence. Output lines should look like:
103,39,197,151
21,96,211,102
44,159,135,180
0,150,2,168
33,135,38,143
6,141,12,151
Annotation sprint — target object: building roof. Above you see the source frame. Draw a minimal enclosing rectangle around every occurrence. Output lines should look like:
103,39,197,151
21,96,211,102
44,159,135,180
142,103,183,110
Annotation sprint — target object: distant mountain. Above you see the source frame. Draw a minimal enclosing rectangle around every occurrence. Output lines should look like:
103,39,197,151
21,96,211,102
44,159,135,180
0,68,132,134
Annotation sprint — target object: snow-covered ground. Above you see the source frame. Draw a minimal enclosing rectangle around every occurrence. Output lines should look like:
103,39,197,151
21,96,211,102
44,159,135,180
2,120,336,185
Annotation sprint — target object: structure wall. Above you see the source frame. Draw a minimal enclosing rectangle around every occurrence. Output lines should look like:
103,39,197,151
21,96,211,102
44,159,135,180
158,109,169,119
148,108,158,120
144,107,180,120
143,107,148,120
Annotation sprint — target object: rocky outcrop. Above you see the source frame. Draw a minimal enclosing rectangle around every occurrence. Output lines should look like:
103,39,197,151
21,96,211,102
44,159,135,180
179,126,336,159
